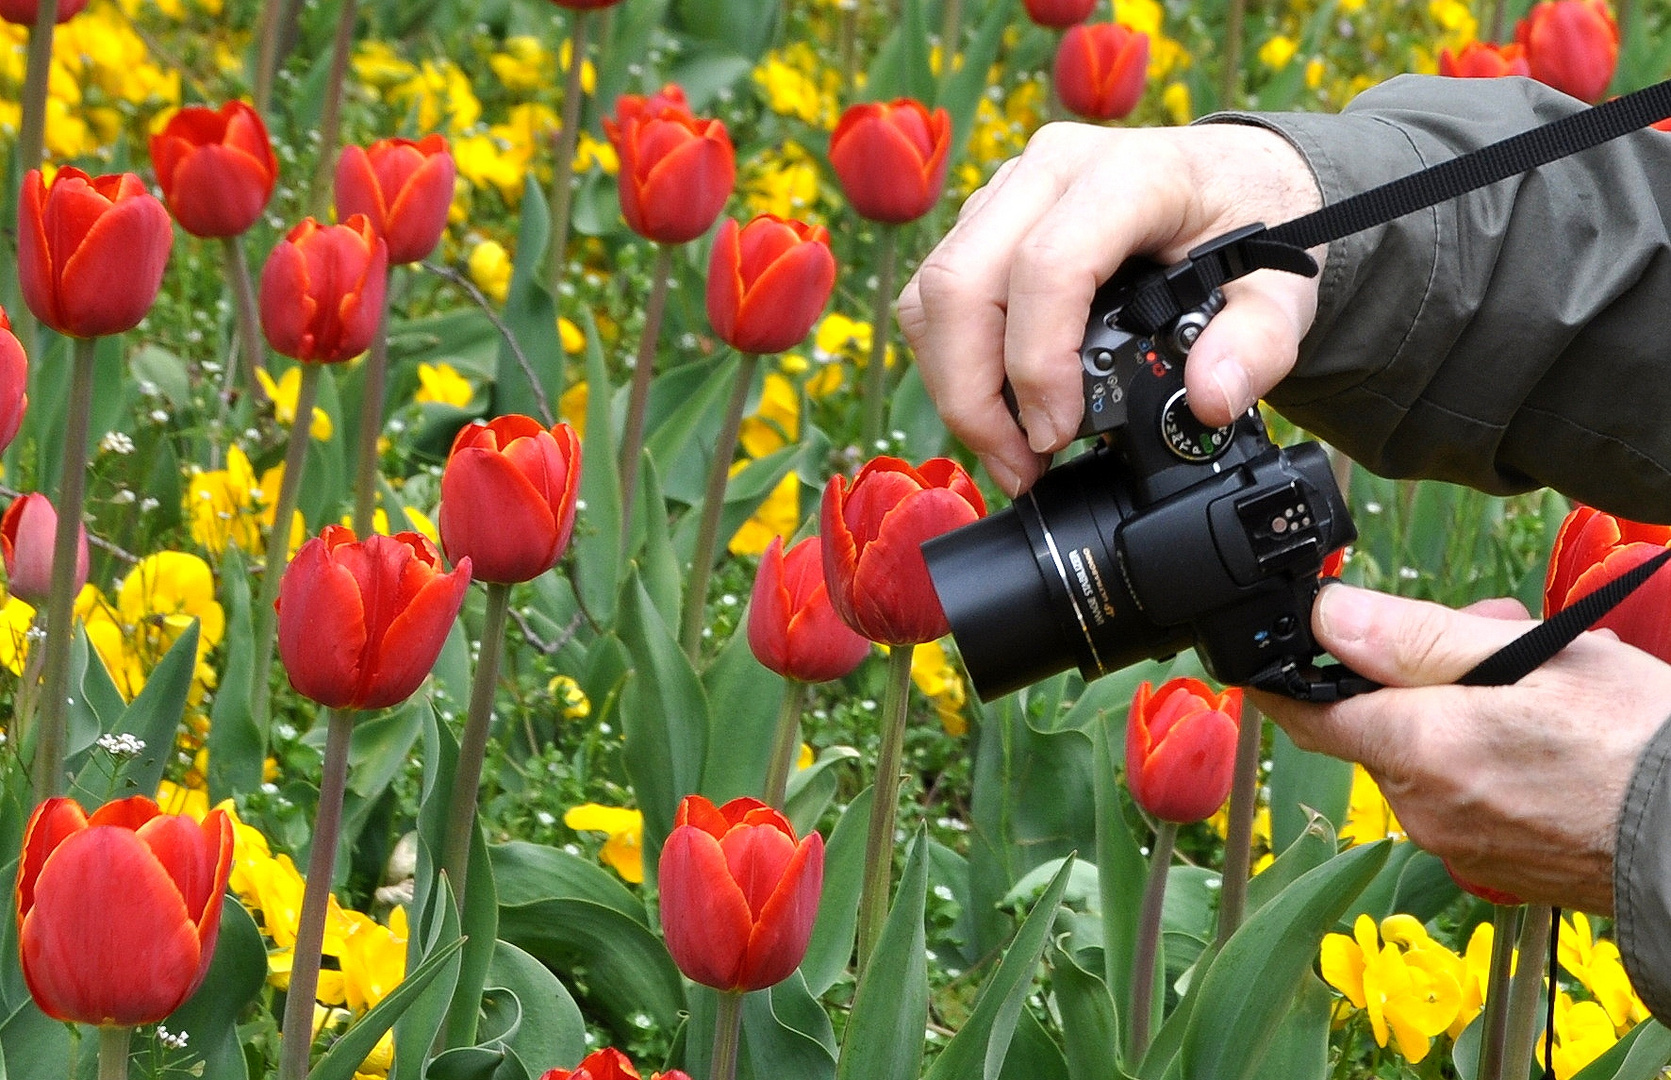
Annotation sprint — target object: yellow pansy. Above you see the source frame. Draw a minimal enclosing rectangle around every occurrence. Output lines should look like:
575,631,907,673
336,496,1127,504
415,361,474,408
156,779,210,822
1340,763,1403,845
739,373,800,458
1449,921,1496,1036
575,131,619,175
559,317,586,355
1429,0,1478,50
797,743,815,770
911,639,969,736
1560,913,1650,1032
548,674,590,719
753,44,840,128
556,38,597,95
468,240,514,304
353,41,418,91
1321,913,1462,1063
455,134,530,204
0,594,35,676
257,367,334,441
814,313,890,368
116,551,226,706
388,60,481,135
564,803,644,884
728,468,800,557
1207,801,1275,875
185,444,267,556
489,36,553,94
319,907,408,1013
79,585,144,699
743,140,822,220
1259,35,1298,70
1537,992,1622,1080
806,363,843,400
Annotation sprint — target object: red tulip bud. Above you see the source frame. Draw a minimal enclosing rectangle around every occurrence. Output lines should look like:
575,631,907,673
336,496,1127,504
1025,0,1098,27
1053,22,1149,120
748,536,871,682
706,215,836,355
150,101,278,239
334,134,456,264
1438,41,1532,78
1,493,87,606
0,308,28,456
1125,677,1241,824
605,86,736,244
438,415,582,584
0,0,86,25
1543,505,1671,661
1515,0,1618,103
258,216,388,363
829,99,952,224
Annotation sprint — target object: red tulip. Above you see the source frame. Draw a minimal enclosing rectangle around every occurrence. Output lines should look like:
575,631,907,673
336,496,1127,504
1439,41,1532,78
149,101,278,239
438,415,582,584
659,795,823,992
258,216,388,363
0,0,86,25
1543,505,1671,661
1025,0,1098,27
16,795,233,1027
1516,0,1618,103
0,309,28,455
334,134,456,264
820,456,986,646
1053,22,1150,120
18,167,173,339
537,1049,690,1080
276,525,471,711
706,215,836,354
604,86,736,244
1125,678,1241,824
2,493,88,606
829,99,952,224
748,536,871,682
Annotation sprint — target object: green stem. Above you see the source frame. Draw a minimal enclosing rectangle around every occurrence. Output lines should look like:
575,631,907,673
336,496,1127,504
222,235,270,401
16,0,58,177
311,0,359,219
1221,0,1246,110
253,0,283,114
1502,904,1551,1080
839,5,859,100
97,1026,131,1080
939,0,963,56
277,706,354,1080
250,364,322,744
547,8,591,395
763,680,809,810
619,243,675,548
33,335,95,803
679,352,760,662
1477,905,1522,1080
855,645,915,975
352,278,395,537
1130,820,1178,1061
441,581,511,905
1215,702,1262,947
711,990,746,1080
860,226,898,452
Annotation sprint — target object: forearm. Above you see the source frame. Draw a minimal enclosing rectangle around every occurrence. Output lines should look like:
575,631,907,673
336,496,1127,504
1212,75,1671,523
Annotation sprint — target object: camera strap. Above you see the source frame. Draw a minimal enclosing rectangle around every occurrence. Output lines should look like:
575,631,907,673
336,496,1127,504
1118,78,1671,335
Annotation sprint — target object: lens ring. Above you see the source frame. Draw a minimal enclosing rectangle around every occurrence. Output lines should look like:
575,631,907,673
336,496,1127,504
1024,492,1109,676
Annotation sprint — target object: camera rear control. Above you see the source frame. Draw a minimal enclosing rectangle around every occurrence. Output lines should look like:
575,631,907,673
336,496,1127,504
1084,347,1117,377
1159,389,1232,463
1170,311,1211,354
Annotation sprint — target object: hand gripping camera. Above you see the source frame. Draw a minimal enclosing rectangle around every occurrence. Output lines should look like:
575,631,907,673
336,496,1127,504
921,254,1358,702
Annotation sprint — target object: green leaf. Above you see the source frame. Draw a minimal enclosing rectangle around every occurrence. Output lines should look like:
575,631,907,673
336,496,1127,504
442,815,500,1050
634,454,682,627
1268,726,1352,853
1243,807,1335,917
672,0,780,58
1248,972,1331,1080
835,831,930,1080
1093,717,1147,1037
315,935,469,1080
926,856,1077,1080
166,901,267,1080
485,942,588,1073
864,0,934,103
646,356,737,503
68,620,200,807
1051,946,1127,1080
800,785,874,997
1570,1018,1671,1080
209,547,261,800
1176,842,1392,1080
425,1045,533,1080
784,746,861,839
491,173,560,421
742,972,839,1080
572,310,623,626
937,0,1019,175
698,623,784,804
997,1008,1071,1080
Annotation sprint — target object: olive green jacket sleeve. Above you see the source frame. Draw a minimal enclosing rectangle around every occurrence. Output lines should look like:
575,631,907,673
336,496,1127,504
1214,74,1671,1023
1213,74,1671,525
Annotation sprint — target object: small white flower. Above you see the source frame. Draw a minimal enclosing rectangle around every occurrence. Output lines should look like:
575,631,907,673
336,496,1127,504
140,498,160,512
99,431,135,455
96,733,146,759
112,489,136,505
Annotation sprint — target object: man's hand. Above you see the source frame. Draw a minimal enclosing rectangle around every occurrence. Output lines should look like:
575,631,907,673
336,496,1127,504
1257,584,1671,913
897,121,1326,496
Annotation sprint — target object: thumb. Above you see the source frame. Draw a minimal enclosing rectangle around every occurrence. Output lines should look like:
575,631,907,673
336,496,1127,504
1314,584,1538,687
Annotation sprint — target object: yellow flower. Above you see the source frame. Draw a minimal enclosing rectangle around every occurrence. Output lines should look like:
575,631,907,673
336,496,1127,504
556,38,597,95
728,468,800,557
797,743,815,770
814,313,892,369
489,36,553,94
1321,914,1461,1063
1258,35,1298,70
415,361,474,408
1207,802,1275,875
575,131,619,175
257,367,334,441
79,585,144,698
156,779,210,821
117,551,226,706
548,674,590,719
1305,57,1327,90
468,239,514,304
185,444,267,556
910,639,969,736
805,363,843,400
743,140,822,220
1450,920,1496,1036
1340,763,1403,845
1537,992,1621,1080
738,373,800,458
564,803,644,884
319,907,408,1013
352,41,418,91
455,134,530,204
0,594,35,676
1429,0,1478,49
1560,913,1650,1032
391,60,481,134
559,317,586,355
752,44,839,127
559,382,589,438
1162,82,1193,125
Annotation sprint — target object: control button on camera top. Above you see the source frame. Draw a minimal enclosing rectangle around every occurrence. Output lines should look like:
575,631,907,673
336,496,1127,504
1159,388,1232,463
1084,348,1117,376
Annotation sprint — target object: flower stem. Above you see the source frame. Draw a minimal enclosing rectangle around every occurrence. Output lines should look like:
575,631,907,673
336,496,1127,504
1216,701,1262,946
839,5,859,99
939,0,963,56
253,0,288,114
352,277,396,536
250,364,322,745
1130,820,1178,1060
711,990,746,1080
16,0,59,177
1501,904,1551,1080
856,644,915,976
1220,0,1246,110
441,580,511,905
763,679,809,810
311,0,359,219
221,235,270,400
1477,905,1522,1080
278,706,354,1080
97,1026,131,1080
679,351,760,662
547,7,591,394
619,243,675,547
33,334,96,803
860,226,899,453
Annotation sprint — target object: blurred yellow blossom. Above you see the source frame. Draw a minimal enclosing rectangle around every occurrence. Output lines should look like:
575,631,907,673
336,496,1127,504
564,803,644,883
797,743,815,770
1537,992,1621,1080
556,38,597,95
455,134,530,203
1560,913,1650,1032
548,674,591,719
1207,801,1275,874
753,43,840,128
0,594,34,675
1321,913,1462,1064
559,382,588,437
352,41,418,91
1259,35,1298,70
559,317,586,354
156,779,210,822
743,140,822,220
910,639,968,736
388,60,481,135
1115,0,1187,80
739,373,799,458
415,362,474,407
575,131,619,175
185,445,303,559
489,36,553,94
1429,0,1478,51
1340,763,1403,845
728,468,800,557
258,366,334,440
468,239,513,304
317,906,408,1013
1162,82,1192,125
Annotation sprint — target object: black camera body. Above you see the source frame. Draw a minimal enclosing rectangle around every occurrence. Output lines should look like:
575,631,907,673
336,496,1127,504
922,258,1357,701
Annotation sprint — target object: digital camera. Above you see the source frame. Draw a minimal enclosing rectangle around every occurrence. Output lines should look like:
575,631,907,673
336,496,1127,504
921,258,1357,702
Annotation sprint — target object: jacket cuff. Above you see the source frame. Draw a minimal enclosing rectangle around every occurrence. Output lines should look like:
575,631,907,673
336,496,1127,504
1614,714,1671,1024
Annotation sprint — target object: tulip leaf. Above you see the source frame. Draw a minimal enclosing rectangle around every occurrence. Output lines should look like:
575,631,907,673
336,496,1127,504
594,0,675,116
925,855,1077,1080
1570,1018,1671,1080
672,0,780,59
835,830,930,1080
744,972,839,1080
864,0,934,105
573,307,623,627
800,784,875,998
443,811,500,1051
166,899,267,1080
1176,841,1392,1080
59,627,111,768
425,1045,534,1080
940,0,1019,163
209,547,262,800
0,997,80,1079
1243,807,1336,919
314,933,469,1080
698,621,785,804
1247,971,1332,1080
619,570,710,868
646,356,738,503
784,746,862,838
484,941,588,1073
67,620,200,809
490,173,560,423
1268,725,1353,854
1050,945,1129,1080
634,453,682,627
997,1009,1072,1080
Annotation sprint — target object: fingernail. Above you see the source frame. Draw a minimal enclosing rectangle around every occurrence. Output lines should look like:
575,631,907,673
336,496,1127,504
1212,362,1252,418
984,457,1022,498
1316,584,1376,646
1018,407,1060,454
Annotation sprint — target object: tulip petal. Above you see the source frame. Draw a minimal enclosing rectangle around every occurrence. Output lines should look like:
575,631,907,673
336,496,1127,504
17,171,61,332
738,832,824,990
848,487,981,644
17,798,88,917
166,143,273,238
138,813,221,924
277,537,370,708
1134,707,1239,823
57,189,173,338
358,553,469,710
730,239,836,354
659,825,755,990
719,819,798,918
